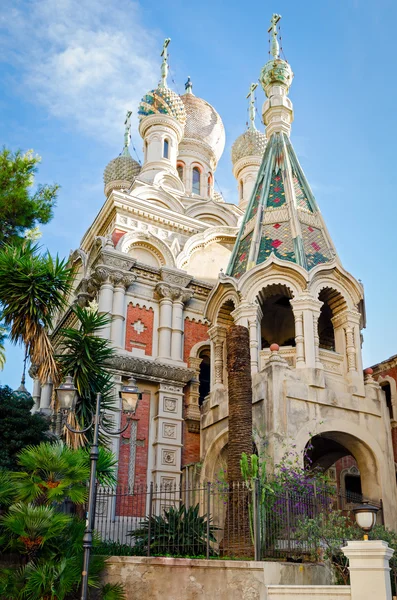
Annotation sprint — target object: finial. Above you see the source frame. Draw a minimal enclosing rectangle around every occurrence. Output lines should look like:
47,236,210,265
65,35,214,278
268,13,281,59
246,83,258,131
122,110,132,156
185,76,193,94
159,38,171,88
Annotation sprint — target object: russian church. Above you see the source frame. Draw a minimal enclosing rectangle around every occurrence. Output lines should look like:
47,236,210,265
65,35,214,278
33,16,397,528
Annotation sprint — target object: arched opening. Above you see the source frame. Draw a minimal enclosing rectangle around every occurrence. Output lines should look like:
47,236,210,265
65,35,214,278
177,163,184,182
127,243,164,268
144,140,148,161
318,287,347,352
198,348,211,407
239,180,243,202
192,166,201,195
305,431,382,511
258,284,295,348
163,138,169,159
380,381,393,419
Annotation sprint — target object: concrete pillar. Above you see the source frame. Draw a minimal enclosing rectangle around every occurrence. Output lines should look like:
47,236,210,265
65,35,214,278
342,540,394,600
294,311,305,368
290,294,323,369
110,273,136,349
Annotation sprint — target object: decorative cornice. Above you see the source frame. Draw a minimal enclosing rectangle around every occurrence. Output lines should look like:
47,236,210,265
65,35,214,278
233,155,262,179
371,353,397,376
109,355,195,385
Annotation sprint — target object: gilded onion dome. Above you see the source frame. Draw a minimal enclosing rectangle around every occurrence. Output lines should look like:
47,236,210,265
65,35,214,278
138,38,186,127
231,128,267,165
180,80,225,163
138,87,186,126
103,112,141,196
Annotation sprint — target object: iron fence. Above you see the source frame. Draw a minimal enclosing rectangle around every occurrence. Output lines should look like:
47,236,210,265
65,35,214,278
92,481,383,561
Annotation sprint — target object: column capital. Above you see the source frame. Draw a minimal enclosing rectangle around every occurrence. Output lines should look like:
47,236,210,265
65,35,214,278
332,308,362,329
290,292,322,313
155,282,192,304
231,300,260,325
110,271,136,288
208,324,228,342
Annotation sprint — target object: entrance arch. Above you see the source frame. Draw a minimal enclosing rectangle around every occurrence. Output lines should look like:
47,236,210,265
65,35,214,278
302,430,380,504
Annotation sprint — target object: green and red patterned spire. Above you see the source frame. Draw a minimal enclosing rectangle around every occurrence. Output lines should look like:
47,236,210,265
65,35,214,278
226,15,337,278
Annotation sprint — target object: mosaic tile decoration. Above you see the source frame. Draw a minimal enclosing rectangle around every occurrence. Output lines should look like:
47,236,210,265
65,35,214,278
247,179,264,221
293,172,313,212
257,221,296,265
231,230,254,279
301,225,331,269
266,170,286,208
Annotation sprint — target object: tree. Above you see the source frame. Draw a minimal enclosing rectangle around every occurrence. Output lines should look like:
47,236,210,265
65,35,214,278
0,242,74,384
0,386,49,471
0,147,58,245
56,305,117,446
223,324,253,557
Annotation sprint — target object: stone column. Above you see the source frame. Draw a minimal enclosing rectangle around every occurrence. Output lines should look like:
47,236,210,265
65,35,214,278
32,378,41,413
170,288,192,362
294,311,305,368
290,294,323,369
231,301,260,375
208,325,227,386
110,273,136,349
185,356,202,431
39,378,53,414
156,284,173,360
95,267,114,340
342,540,394,600
333,309,363,394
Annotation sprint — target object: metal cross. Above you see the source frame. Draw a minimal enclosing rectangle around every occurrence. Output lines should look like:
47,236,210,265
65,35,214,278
160,38,171,88
122,110,132,156
268,13,281,59
246,83,258,131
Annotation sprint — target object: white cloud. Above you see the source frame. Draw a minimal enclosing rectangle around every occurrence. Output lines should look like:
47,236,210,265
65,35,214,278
0,0,160,147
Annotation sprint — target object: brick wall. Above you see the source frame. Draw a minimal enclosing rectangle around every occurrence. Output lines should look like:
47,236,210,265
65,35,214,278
373,365,397,461
125,304,154,356
112,229,126,247
183,318,209,363
116,391,150,517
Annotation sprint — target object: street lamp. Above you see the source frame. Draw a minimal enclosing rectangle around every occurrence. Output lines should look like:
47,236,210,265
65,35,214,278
352,502,379,540
55,375,141,600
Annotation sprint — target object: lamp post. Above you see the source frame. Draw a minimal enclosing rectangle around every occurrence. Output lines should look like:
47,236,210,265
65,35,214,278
352,502,379,540
56,375,142,600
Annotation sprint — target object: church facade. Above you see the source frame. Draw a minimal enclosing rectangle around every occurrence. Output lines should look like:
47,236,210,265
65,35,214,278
33,17,397,527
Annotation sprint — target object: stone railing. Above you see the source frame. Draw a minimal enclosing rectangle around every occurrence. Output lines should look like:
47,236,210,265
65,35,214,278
260,346,296,370
319,348,344,376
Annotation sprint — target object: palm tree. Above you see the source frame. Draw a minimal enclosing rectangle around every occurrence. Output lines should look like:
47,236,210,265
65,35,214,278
57,305,117,446
0,503,72,561
0,242,74,384
224,324,253,557
12,441,90,506
0,325,6,370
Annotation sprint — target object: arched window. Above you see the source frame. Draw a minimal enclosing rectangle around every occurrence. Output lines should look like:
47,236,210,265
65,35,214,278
144,140,148,161
198,349,211,406
192,166,201,195
239,180,244,201
207,173,213,197
177,164,184,181
163,138,169,159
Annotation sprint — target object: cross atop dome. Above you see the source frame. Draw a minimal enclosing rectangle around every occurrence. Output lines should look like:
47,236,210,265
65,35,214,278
268,13,281,59
246,83,258,131
159,38,171,88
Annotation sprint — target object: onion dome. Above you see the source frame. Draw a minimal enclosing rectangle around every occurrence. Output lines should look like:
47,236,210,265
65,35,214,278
180,79,225,163
260,58,293,94
103,111,141,196
138,87,186,126
138,38,186,127
259,14,293,95
231,128,267,165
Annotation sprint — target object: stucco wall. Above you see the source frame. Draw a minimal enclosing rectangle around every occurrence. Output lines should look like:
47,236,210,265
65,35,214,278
103,556,334,600
267,586,351,599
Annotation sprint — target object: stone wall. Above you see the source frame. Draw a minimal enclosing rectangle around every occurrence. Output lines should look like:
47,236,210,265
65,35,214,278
267,587,351,599
103,556,334,600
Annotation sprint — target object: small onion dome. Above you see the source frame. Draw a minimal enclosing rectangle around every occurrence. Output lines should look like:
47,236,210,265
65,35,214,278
103,151,141,196
231,128,267,166
138,87,186,126
180,93,225,163
260,58,294,95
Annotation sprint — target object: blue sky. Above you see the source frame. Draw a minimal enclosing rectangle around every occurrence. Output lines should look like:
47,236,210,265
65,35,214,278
0,0,396,390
